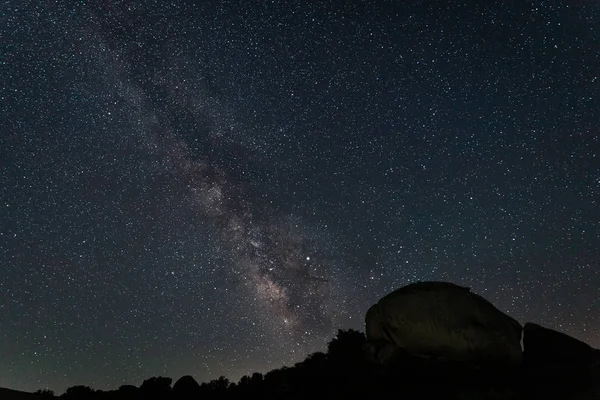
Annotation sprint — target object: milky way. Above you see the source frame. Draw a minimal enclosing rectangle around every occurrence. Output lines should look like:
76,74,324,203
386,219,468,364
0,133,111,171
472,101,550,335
84,36,342,352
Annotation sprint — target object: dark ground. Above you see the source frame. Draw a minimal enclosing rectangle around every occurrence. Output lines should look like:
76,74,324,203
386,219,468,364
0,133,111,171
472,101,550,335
4,329,599,400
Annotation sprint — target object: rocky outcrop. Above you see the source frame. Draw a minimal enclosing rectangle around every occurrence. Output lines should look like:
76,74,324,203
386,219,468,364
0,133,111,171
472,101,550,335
365,281,522,366
520,323,600,399
363,281,600,398
523,322,598,368
172,376,201,399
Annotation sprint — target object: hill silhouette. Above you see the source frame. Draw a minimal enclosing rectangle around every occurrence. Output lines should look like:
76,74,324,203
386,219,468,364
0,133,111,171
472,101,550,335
4,282,599,400
0,388,54,400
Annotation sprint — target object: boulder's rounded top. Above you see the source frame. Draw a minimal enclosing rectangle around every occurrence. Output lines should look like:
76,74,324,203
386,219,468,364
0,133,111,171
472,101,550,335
379,281,489,305
384,281,469,294
365,280,523,365
378,280,513,310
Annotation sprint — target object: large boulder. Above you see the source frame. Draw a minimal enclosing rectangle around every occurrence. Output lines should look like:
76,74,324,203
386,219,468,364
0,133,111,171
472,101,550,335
365,281,522,366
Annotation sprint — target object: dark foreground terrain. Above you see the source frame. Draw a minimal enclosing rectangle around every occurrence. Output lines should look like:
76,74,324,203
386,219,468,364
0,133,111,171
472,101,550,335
4,328,599,400
6,282,600,400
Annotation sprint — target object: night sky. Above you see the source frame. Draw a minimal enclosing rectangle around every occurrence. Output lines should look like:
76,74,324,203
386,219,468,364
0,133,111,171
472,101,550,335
1,0,599,394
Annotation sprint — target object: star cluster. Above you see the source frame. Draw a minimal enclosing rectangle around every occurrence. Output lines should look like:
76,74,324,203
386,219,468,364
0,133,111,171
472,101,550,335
1,0,599,394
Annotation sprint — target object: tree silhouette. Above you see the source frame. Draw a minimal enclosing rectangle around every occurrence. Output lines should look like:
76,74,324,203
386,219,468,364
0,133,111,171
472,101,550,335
327,329,366,364
325,329,370,396
139,377,171,400
116,385,140,400
63,385,95,400
202,375,230,396
34,389,55,398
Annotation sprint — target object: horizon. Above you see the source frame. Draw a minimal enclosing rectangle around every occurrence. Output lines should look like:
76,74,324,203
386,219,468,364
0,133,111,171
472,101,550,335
2,290,598,395
4,321,599,395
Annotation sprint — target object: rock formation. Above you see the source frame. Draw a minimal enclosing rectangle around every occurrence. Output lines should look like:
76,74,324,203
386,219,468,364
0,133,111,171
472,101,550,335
365,281,523,366
523,322,598,368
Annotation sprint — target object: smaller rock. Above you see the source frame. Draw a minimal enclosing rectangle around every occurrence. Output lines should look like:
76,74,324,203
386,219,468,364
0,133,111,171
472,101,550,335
523,322,597,368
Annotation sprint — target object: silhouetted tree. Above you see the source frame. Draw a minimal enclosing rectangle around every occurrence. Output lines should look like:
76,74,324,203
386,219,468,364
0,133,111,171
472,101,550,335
327,329,366,364
250,372,263,383
233,372,265,398
324,329,370,396
63,385,95,400
34,389,55,398
288,351,330,395
139,377,171,400
262,366,296,397
116,385,140,400
301,351,328,369
202,375,230,396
